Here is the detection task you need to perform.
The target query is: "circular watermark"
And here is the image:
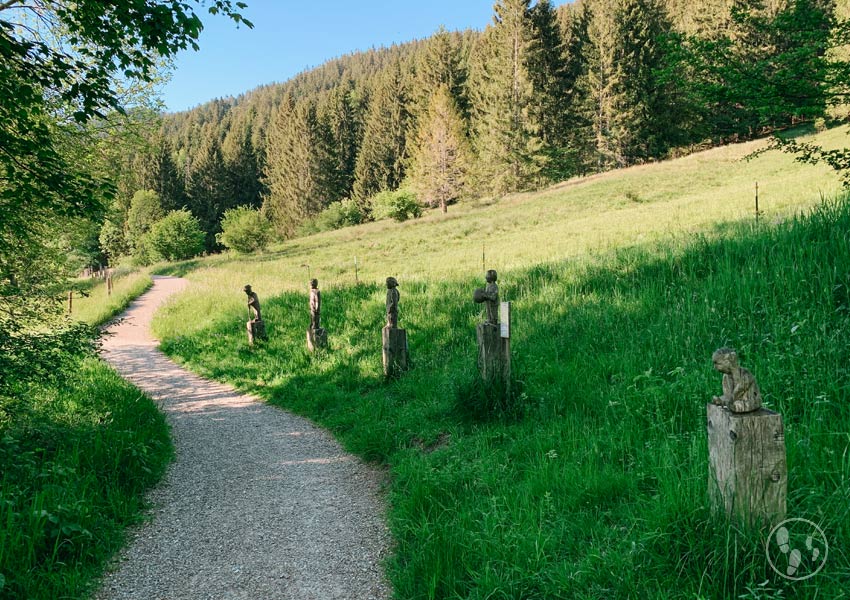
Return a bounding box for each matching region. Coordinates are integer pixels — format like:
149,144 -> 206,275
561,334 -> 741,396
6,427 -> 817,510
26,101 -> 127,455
765,518 -> 828,581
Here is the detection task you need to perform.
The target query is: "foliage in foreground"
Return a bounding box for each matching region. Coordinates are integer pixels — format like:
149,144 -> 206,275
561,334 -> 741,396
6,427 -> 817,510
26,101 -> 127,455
156,199 -> 850,599
0,356 -> 172,600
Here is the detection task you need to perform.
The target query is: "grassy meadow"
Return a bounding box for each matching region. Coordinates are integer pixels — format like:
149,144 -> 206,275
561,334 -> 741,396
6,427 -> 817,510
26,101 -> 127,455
150,129 -> 850,599
69,268 -> 153,327
0,269 -> 170,599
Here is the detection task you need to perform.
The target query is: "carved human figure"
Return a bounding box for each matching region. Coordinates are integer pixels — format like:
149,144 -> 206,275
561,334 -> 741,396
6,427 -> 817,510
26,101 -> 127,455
711,347 -> 762,413
385,277 -> 399,328
473,269 -> 500,325
309,278 -> 321,330
244,285 -> 261,321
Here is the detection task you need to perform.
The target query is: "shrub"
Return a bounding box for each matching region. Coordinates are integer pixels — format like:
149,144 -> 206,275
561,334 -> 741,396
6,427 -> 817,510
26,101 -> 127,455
131,234 -> 158,266
314,198 -> 365,231
126,189 -> 164,244
216,206 -> 274,253
143,209 -> 205,263
369,189 -> 422,222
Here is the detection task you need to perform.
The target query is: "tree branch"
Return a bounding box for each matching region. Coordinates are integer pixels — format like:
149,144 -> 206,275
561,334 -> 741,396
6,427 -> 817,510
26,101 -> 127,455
0,0 -> 24,11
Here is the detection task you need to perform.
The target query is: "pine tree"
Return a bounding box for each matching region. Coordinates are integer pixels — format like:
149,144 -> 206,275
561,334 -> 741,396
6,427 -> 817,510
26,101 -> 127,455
407,85 -> 471,213
468,0 -> 544,195
352,61 -> 410,205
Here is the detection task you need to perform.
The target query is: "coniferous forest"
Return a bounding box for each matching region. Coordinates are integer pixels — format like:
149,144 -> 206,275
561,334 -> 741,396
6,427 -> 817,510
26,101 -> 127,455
98,0 -> 850,264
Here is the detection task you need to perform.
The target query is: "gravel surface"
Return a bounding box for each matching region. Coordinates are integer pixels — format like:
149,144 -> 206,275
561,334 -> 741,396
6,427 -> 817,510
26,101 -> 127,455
95,276 -> 391,600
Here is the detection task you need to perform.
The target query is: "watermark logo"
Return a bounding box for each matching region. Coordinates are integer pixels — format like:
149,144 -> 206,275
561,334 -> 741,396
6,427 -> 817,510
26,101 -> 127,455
766,518 -> 828,581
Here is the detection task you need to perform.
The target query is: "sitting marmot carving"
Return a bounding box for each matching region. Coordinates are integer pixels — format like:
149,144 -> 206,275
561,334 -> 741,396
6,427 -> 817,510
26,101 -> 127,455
711,347 -> 762,413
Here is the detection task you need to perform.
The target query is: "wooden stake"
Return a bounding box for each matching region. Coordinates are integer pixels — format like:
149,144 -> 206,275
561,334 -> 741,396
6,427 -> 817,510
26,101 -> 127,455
755,182 -> 760,225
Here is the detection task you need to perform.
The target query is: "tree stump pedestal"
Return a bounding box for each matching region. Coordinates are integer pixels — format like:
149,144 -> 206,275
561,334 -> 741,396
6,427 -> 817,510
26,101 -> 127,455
476,322 -> 510,395
307,327 -> 328,352
382,326 -> 408,378
706,403 -> 787,525
247,319 -> 266,346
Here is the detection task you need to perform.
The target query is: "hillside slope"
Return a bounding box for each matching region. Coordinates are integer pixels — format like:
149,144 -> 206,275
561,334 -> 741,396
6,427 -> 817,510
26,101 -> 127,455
152,127 -> 850,599
156,126 -> 845,327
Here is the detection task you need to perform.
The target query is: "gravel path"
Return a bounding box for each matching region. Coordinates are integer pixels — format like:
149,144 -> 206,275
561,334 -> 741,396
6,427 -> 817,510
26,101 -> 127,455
95,276 -> 391,600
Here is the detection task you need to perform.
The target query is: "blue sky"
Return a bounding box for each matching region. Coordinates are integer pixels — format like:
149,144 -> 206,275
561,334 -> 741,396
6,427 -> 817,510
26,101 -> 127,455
162,0 -> 568,113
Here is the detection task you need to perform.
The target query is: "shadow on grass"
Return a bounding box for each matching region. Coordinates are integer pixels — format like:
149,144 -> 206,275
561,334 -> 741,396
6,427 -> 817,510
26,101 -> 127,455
156,198 -> 850,599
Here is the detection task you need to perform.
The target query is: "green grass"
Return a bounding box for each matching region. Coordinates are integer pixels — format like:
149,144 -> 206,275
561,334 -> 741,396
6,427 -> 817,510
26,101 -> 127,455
0,357 -> 172,599
151,129 -> 850,598
0,267 -> 168,599
69,268 -> 152,326
151,125 -> 847,318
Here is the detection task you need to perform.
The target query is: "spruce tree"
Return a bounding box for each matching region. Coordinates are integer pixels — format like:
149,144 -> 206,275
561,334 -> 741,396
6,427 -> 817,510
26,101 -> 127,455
468,0 -> 544,195
352,61 -> 410,206
222,114 -> 263,209
558,1 -> 595,175
316,81 -> 360,204
578,0 -> 675,169
142,136 -> 185,213
185,127 -> 233,249
407,85 -> 471,213
612,0 -> 675,162
410,27 -> 469,124
528,0 -> 576,180
262,94 -> 329,237
579,0 -> 623,170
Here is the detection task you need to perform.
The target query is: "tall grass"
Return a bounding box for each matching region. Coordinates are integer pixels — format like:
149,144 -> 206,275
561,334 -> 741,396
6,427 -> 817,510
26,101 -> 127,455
69,269 -> 152,326
0,357 -> 172,599
154,196 -> 850,598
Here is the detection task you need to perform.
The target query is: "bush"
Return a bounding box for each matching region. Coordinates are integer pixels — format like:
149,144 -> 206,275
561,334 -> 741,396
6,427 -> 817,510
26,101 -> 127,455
143,209 -> 205,263
369,189 -> 422,222
131,233 -> 158,266
216,206 -> 274,253
314,198 -> 365,232
126,189 -> 164,244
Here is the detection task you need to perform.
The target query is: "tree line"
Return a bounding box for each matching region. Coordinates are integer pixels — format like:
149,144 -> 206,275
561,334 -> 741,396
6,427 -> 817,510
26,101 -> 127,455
102,0 -> 848,262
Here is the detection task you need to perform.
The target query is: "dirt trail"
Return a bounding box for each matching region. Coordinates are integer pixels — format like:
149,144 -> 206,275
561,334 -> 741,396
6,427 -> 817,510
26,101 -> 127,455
96,276 -> 390,600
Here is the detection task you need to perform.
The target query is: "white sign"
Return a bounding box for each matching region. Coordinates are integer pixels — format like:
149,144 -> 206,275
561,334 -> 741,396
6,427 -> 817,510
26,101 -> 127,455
500,302 -> 511,338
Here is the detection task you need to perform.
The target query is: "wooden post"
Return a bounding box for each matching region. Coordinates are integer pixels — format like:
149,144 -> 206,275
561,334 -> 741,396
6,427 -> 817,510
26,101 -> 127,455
755,182 -> 760,225
707,403 -> 787,525
382,326 -> 408,378
306,327 -> 328,352
475,301 -> 512,401
247,319 -> 266,346
500,301 -> 511,399
67,290 -> 73,314
107,275 -> 113,296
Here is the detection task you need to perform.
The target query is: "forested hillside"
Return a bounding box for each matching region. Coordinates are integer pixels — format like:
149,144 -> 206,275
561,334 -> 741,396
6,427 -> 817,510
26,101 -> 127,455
100,0 -> 848,265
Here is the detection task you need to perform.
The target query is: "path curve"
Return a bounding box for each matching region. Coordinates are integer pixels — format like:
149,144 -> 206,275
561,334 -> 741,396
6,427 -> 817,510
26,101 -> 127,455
96,276 -> 390,600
